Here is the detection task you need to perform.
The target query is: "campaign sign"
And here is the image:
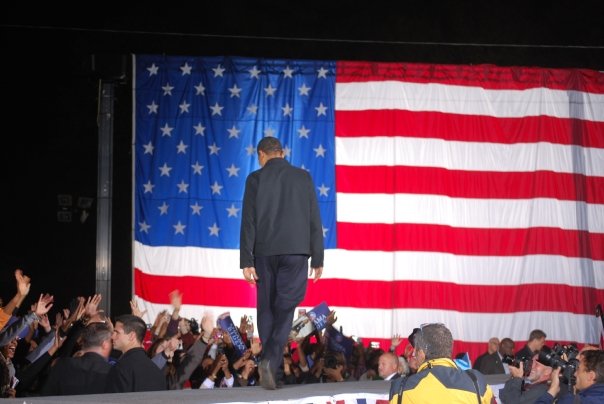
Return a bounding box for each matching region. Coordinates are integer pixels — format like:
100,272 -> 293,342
217,312 -> 247,357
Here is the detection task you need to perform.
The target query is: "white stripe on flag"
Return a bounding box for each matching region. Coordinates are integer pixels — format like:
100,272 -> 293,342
335,136 -> 604,176
336,193 -> 604,232
336,81 -> 604,122
133,297 -> 602,344
135,242 -> 604,288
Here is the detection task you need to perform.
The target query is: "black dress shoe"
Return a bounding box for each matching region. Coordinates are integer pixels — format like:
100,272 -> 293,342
259,359 -> 276,390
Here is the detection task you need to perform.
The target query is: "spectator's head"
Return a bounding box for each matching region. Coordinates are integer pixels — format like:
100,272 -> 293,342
487,337 -> 500,354
112,314 -> 147,353
378,352 -> 399,379
527,329 -> 547,352
398,355 -> 410,376
178,318 -> 191,335
499,338 -> 515,357
0,338 -> 17,361
257,137 -> 283,166
575,349 -> 604,391
408,328 -> 420,348
414,323 -> 453,362
528,353 -> 553,383
81,322 -> 113,358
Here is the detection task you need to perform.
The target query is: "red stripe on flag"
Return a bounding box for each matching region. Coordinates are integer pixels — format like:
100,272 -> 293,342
336,223 -> 604,260
134,269 -> 603,314
335,110 -> 604,148
336,165 -> 604,204
336,62 -> 604,93
134,268 -> 257,308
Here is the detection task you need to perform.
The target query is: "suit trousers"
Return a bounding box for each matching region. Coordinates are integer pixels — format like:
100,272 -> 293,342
255,255 -> 308,375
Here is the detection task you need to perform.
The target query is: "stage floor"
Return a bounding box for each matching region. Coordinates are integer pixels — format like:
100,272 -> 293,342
10,375 -> 509,404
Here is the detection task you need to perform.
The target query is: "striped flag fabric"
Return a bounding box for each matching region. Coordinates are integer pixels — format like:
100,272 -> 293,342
133,55 -> 604,361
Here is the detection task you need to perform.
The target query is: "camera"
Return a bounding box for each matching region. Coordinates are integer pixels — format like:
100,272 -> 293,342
502,354 -> 532,376
323,353 -> 339,369
537,344 -> 579,385
189,318 -> 200,334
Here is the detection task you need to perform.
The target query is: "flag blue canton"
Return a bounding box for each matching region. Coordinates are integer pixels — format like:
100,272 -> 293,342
135,55 -> 336,249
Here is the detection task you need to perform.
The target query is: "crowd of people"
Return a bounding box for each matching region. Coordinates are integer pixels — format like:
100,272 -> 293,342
1,269 -> 603,404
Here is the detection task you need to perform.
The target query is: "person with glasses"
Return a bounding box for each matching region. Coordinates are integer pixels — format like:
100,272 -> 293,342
389,323 -> 495,404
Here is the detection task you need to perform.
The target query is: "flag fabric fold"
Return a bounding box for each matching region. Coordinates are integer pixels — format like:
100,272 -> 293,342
133,54 -> 604,360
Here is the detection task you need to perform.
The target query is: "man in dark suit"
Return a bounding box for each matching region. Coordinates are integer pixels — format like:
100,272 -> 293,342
516,329 -> 547,361
473,337 -> 500,372
477,337 -> 515,375
42,322 -> 113,395
379,352 -> 402,381
105,314 -> 166,392
240,137 -> 324,390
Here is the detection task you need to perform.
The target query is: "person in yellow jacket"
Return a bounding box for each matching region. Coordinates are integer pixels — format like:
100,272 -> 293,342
389,323 -> 495,404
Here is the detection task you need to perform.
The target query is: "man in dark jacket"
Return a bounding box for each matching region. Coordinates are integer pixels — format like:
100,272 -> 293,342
42,322 -> 113,395
534,349 -> 604,404
240,137 -> 324,389
105,314 -> 166,392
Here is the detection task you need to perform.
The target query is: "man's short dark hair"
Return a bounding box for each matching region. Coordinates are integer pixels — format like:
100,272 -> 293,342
528,329 -> 547,341
257,137 -> 283,154
582,349 -> 604,384
414,323 -> 453,360
116,314 -> 147,343
80,322 -> 113,350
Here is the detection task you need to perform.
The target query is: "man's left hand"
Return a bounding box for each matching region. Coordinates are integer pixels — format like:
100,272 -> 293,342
310,266 -> 323,283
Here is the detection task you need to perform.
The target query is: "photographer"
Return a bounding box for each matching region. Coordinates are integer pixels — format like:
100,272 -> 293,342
305,350 -> 347,383
499,351 -> 561,404
534,349 -> 604,404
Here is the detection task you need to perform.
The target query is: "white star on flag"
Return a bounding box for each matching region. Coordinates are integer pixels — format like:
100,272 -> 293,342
173,221 -> 186,235
162,83 -> 174,96
139,221 -> 151,233
158,202 -> 169,215
318,183 -> 330,197
147,63 -> 159,76
180,62 -> 192,75
177,180 -> 189,193
208,223 -> 220,236
212,64 -> 225,77
190,202 -> 203,215
226,204 -> 240,217
159,163 -> 173,177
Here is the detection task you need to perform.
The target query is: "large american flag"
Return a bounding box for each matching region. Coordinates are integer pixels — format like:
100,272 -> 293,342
133,55 -> 604,361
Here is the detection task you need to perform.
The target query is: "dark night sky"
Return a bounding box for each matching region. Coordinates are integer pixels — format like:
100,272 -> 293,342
1,2 -> 603,316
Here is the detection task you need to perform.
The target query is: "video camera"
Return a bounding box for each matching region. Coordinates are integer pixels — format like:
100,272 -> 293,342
537,344 -> 579,385
502,354 -> 532,377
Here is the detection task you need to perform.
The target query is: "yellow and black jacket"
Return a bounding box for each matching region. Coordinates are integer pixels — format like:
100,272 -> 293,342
389,358 -> 495,404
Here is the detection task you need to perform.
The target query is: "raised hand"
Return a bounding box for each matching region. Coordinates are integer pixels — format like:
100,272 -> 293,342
34,294 -> 54,317
15,269 -> 31,297
85,294 -> 102,317
38,313 -> 52,333
129,298 -> 147,319
169,289 -> 183,310
390,333 -> 402,349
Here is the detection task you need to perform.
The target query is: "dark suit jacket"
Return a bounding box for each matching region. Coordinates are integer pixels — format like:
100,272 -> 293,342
515,345 -> 535,360
105,347 -> 166,393
41,352 -> 111,396
240,157 -> 324,268
476,352 -> 505,375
